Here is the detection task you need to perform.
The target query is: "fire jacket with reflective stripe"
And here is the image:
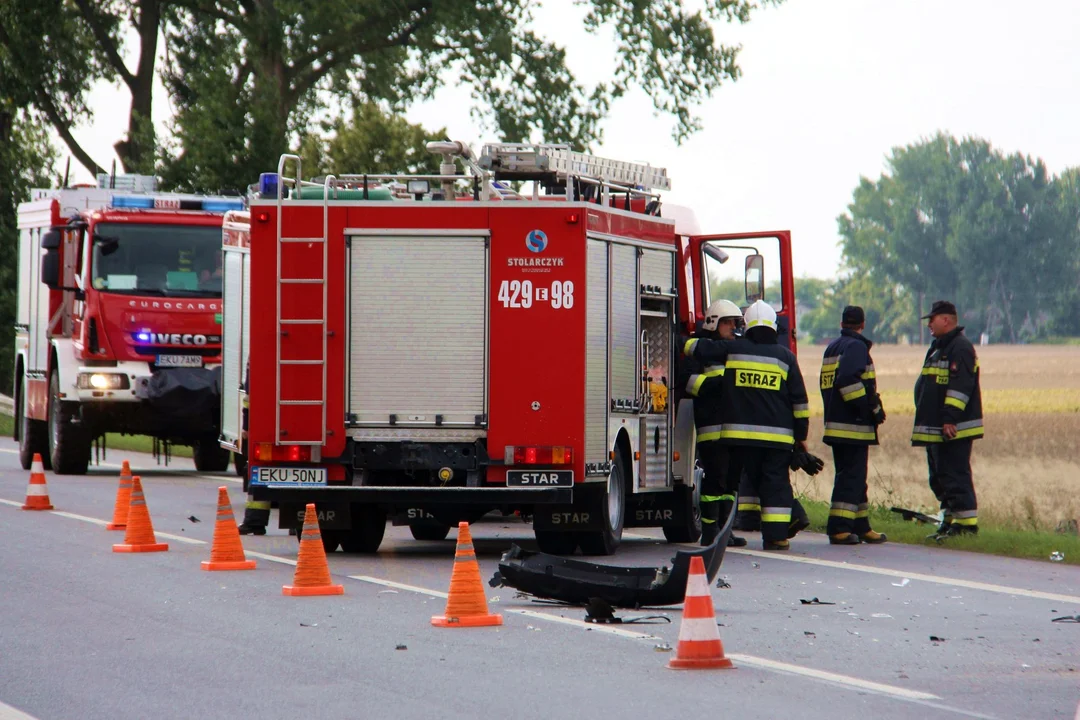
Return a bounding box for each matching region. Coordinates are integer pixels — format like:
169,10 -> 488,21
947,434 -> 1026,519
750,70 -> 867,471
820,328 -> 878,446
677,331 -> 725,431
911,326 -> 984,446
684,335 -> 809,450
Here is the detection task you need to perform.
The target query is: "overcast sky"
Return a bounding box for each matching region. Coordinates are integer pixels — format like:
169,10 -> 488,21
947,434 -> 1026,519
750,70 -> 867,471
62,0 -> 1080,278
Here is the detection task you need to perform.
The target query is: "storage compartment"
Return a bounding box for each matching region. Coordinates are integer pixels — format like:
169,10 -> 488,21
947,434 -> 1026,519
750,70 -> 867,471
638,303 -> 673,488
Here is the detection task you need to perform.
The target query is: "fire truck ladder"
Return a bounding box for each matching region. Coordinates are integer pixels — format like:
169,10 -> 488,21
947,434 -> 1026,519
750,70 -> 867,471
478,143 -> 672,195
274,155 -> 329,449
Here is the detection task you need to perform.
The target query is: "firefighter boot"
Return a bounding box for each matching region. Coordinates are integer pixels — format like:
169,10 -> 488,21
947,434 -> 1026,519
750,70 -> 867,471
718,497 -> 746,547
829,532 -> 861,545
238,502 -> 270,536
859,530 -> 888,544
700,498 -> 721,547
787,499 -> 811,539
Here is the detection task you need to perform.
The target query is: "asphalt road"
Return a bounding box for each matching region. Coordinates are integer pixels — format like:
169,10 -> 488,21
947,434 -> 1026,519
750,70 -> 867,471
1,440 -> 1078,720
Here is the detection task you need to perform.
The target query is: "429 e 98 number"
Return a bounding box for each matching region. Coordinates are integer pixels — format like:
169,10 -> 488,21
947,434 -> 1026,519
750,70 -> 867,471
497,280 -> 574,309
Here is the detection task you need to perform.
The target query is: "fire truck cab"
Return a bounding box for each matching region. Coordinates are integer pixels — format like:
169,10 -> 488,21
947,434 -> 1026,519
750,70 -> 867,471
14,175 -> 243,474
228,142 -> 795,555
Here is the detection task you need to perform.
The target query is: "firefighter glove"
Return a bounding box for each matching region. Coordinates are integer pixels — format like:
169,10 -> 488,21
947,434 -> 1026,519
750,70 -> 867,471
871,394 -> 887,425
790,450 -> 825,476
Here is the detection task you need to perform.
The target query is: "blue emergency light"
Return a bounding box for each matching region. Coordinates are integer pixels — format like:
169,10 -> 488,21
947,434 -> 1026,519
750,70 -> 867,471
259,173 -> 279,198
111,195 -> 155,209
203,199 -> 245,212
109,195 -> 244,212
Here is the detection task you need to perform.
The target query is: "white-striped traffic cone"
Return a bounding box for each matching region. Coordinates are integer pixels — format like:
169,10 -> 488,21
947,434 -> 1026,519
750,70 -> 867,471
21,453 -> 54,511
668,555 -> 733,669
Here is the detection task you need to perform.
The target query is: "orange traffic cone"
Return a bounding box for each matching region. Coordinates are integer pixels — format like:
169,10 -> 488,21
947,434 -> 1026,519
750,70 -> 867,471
202,486 -> 256,571
432,522 -> 502,628
668,555 -> 734,669
106,461 -> 134,530
21,453 -> 54,511
112,476 -> 169,553
283,504 -> 343,596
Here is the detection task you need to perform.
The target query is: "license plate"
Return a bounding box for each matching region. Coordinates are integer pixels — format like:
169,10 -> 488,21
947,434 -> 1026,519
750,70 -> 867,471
156,354 -> 202,368
507,470 -> 574,487
250,466 -> 328,487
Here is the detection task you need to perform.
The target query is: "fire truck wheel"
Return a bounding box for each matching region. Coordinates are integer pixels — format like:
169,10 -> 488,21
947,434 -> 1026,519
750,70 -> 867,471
576,452 -> 627,556
662,481 -> 703,543
534,531 -> 579,555
409,523 -> 452,541
339,505 -> 387,553
16,379 -> 49,471
47,373 -> 90,475
193,438 -> 232,472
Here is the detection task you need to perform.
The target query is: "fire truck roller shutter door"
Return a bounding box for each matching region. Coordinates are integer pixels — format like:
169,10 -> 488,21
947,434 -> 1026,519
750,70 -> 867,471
585,240 -> 609,463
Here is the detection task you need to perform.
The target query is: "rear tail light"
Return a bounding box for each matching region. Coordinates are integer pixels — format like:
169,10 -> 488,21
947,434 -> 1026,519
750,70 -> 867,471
505,445 -> 573,465
254,443 -> 311,462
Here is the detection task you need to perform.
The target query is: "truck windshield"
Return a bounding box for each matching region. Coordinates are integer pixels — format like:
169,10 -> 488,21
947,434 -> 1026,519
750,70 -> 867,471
91,223 -> 222,297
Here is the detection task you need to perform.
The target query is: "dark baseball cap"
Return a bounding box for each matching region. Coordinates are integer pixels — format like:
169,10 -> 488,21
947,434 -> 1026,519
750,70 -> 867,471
841,305 -> 865,325
921,300 -> 957,319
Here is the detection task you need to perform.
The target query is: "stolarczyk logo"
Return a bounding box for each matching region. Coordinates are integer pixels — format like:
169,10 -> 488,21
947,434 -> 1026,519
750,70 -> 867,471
525,229 -> 548,253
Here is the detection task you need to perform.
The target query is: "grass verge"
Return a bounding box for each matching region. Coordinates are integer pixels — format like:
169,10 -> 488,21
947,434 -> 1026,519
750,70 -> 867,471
0,413 -> 193,458
799,497 -> 1080,566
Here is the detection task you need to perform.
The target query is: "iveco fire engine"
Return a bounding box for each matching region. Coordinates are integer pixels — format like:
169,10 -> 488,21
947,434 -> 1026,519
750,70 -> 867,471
225,141 -> 795,555
14,174 -> 244,474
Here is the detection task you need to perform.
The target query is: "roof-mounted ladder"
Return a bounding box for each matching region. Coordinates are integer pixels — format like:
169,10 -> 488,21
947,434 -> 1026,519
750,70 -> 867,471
478,143 -> 671,192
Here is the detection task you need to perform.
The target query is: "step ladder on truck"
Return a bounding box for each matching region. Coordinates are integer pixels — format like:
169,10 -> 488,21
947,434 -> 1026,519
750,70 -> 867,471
223,140 -> 797,555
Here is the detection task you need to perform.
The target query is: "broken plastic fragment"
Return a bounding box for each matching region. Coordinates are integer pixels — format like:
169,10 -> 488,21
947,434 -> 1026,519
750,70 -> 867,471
799,597 -> 835,605
930,635 -> 946,642
1049,551 -> 1064,562
396,644 -> 407,650
654,643 -> 672,652
892,578 -> 911,587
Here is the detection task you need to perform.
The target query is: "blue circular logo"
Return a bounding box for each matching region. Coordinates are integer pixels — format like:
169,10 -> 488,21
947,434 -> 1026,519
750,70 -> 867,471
526,229 -> 548,253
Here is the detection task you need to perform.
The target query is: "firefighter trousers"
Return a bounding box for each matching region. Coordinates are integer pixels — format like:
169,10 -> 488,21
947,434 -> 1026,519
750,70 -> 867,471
827,444 -> 871,536
927,440 -> 978,527
735,447 -> 794,544
734,472 -> 761,531
698,440 -> 739,529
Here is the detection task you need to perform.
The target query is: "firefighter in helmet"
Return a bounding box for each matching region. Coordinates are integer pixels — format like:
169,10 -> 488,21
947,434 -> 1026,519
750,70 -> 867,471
237,358 -> 270,535
684,300 -> 811,550
681,299 -> 747,547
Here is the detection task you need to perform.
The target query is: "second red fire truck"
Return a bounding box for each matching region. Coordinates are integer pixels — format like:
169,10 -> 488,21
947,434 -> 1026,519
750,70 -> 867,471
225,142 -> 795,555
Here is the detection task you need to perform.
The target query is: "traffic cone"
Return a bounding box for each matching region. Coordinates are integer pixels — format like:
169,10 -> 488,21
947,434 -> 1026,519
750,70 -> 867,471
106,461 -> 134,530
202,486 -> 256,571
21,453 -> 54,511
112,476 -> 168,553
283,503 -> 343,596
432,522 -> 502,628
668,555 -> 734,669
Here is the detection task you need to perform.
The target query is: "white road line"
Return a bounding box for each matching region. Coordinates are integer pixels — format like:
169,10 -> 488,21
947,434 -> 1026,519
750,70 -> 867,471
0,699 -> 40,720
728,548 -> 1080,605
0,499 -> 1010,714
0,448 -> 18,455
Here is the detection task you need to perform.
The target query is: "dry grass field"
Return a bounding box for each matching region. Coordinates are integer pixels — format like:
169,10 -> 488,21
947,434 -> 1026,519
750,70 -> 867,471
795,344 -> 1080,531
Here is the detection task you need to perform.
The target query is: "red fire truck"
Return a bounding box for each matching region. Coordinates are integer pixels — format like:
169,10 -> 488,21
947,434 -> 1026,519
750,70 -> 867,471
230,142 -> 795,555
14,175 -> 244,474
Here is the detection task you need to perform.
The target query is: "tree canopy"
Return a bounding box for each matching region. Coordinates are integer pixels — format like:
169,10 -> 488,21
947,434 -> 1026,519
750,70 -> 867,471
825,133 -> 1080,344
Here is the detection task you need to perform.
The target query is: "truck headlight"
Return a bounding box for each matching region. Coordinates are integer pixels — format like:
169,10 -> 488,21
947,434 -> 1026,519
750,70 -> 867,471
77,373 -> 129,390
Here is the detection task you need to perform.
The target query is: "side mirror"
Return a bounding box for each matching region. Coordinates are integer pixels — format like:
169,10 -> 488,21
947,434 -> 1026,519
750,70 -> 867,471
41,229 -> 62,250
41,248 -> 61,289
745,254 -> 764,303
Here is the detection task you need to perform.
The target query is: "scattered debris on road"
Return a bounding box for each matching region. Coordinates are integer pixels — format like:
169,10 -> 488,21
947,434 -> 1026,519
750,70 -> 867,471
1050,615 -> 1080,623
891,506 -> 939,524
396,644 -> 407,650
804,631 -> 816,637
299,622 -> 317,627
930,635 -> 946,642
1049,551 -> 1064,562
799,597 -> 835,605
187,515 -> 200,523
716,577 -> 731,589
892,578 -> 911,587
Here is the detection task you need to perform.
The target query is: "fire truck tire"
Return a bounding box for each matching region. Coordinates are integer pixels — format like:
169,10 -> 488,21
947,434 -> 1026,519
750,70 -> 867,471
339,505 -> 387,553
534,531 -> 579,555
662,481 -> 703,543
47,373 -> 90,475
409,523 -> 452,541
16,379 -> 49,471
193,439 -> 232,472
576,452 -> 627,556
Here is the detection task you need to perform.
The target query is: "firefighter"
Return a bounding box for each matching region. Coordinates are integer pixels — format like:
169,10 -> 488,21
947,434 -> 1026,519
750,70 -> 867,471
684,300 -> 811,551
237,359 -> 270,535
820,306 -> 888,545
912,301 -> 983,540
681,299 -> 747,547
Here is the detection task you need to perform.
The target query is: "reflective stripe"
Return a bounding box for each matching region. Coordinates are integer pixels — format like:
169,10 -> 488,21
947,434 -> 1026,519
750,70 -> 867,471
701,517 -> 717,524
829,508 -> 857,519
700,494 -> 725,503
728,353 -> 789,377
952,516 -> 978,526
956,419 -> 982,430
953,509 -> 977,519
861,363 -> 876,380
761,507 -> 792,523
698,423 -> 723,442
821,355 -> 840,371
792,403 -> 810,419
737,503 -> 761,512
26,485 -> 49,496
823,421 -> 876,441
246,500 -> 272,510
684,338 -> 698,355
746,318 -> 776,330
944,397 -> 966,410
855,504 -> 869,519
953,426 -> 984,440
719,423 -> 794,445
921,366 -> 949,377
839,382 -> 866,401
946,389 -> 969,404
831,502 -> 859,512
686,374 -> 705,396
912,433 -> 944,443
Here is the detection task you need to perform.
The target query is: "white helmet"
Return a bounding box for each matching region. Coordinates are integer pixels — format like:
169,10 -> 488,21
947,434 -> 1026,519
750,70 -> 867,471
703,299 -> 743,332
744,299 -> 777,331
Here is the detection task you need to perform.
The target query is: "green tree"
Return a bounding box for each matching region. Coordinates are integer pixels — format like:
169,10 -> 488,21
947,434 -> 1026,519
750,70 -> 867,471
0,109 -> 58,393
159,0 -> 782,192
